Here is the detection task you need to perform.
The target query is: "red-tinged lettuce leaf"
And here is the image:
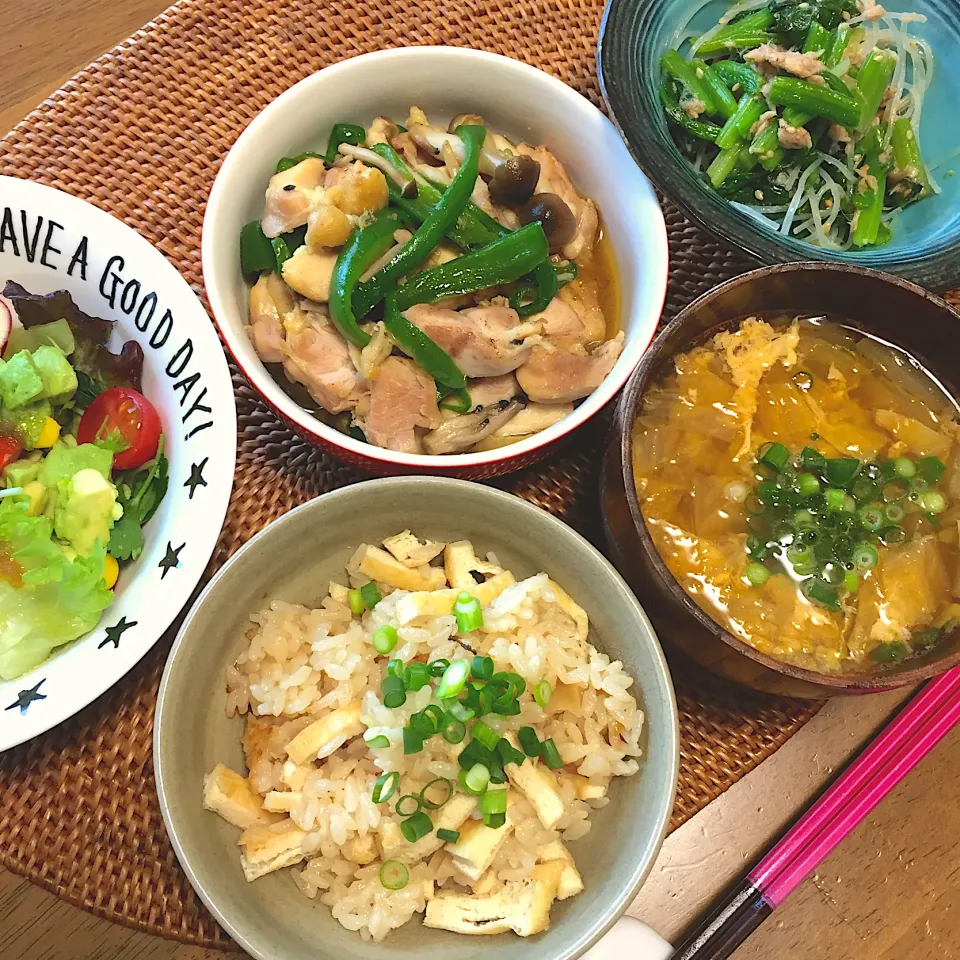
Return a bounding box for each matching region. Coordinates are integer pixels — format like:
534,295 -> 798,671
2,281 -> 143,392
4,280 -> 112,343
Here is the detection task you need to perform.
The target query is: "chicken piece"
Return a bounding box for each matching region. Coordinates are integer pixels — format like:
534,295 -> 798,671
305,203 -> 352,250
517,339 -> 622,403
394,571 -> 516,623
745,44 -> 825,79
248,274 -> 288,363
284,701 -> 363,764
261,158 -> 327,238
447,807 -> 515,881
444,540 -> 505,589
423,399 -> 525,454
366,116 -> 399,145
281,246 -> 338,303
382,530 -> 445,568
282,313 -> 366,414
515,144 -> 599,261
361,356 -> 442,453
262,790 -> 301,814
531,297 -> 585,351
357,544 -> 447,591
464,374 -> 521,408
203,764 -> 280,829
243,716 -> 278,774
559,282 -> 607,345
238,819 -> 308,881
537,840 -> 584,899
342,833 -> 378,865
778,120 -> 813,150
404,304 -> 539,378
324,161 -> 389,216
504,741 -> 566,829
424,861 -> 563,936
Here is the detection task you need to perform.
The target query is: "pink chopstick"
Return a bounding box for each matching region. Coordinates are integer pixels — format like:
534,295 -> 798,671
672,667 -> 960,959
759,667 -> 960,904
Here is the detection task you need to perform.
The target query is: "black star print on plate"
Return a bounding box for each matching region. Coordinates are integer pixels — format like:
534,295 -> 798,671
98,616 -> 138,650
184,457 -> 209,499
159,541 -> 184,579
5,679 -> 46,715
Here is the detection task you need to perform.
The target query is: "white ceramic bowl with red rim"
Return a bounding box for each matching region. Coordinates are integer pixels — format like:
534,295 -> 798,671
202,47 -> 669,477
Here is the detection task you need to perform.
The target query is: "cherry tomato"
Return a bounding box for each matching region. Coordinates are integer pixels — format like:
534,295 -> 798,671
77,387 -> 162,471
0,435 -> 22,471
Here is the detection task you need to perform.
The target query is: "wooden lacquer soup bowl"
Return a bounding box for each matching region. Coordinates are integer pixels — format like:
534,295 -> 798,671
602,262 -> 960,698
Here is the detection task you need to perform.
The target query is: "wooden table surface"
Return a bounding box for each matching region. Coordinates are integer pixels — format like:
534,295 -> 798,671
3,3 -> 960,958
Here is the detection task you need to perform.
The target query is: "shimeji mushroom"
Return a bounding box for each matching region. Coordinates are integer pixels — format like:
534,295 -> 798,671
519,193 -> 578,249
407,115 -> 542,207
423,398 -> 525,455
337,142 -> 419,199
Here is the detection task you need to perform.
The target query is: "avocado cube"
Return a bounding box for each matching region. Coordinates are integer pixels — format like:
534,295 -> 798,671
0,351 -> 44,409
53,468 -> 118,556
4,459 -> 41,489
32,345 -> 78,404
38,442 -> 113,487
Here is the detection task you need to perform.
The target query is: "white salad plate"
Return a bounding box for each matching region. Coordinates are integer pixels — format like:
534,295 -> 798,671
0,176 -> 235,751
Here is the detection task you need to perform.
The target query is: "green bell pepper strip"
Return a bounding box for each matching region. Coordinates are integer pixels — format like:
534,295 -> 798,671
768,77 -> 861,129
329,210 -> 406,347
353,125 -> 486,320
659,84 -> 722,143
240,220 -> 275,278
325,123 -> 367,165
709,61 -> 762,95
369,143 -> 502,251
439,387 -> 472,413
395,223 -> 550,312
383,295 -> 465,389
276,151 -> 325,173
661,50 -> 719,116
509,259 -> 559,318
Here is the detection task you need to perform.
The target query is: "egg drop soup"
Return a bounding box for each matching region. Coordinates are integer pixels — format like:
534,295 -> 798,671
633,315 -> 960,674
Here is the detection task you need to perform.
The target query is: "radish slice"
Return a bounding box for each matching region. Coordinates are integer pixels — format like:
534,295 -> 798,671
0,295 -> 12,355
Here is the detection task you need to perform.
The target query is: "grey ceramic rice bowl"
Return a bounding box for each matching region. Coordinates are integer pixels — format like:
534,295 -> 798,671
154,477 -> 678,960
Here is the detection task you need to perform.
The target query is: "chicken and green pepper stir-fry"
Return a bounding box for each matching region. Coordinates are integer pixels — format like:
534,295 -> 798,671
239,108 -> 621,455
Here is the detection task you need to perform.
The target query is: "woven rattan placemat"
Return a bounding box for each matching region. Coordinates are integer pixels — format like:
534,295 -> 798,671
0,0 -> 921,947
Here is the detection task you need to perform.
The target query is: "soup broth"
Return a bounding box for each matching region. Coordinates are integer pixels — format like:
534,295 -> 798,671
633,315 -> 960,674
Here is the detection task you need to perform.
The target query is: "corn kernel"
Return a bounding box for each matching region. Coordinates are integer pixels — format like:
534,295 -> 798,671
34,417 -> 60,449
102,553 -> 120,590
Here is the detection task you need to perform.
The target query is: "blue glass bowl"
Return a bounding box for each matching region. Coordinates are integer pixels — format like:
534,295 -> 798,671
598,0 -> 960,289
